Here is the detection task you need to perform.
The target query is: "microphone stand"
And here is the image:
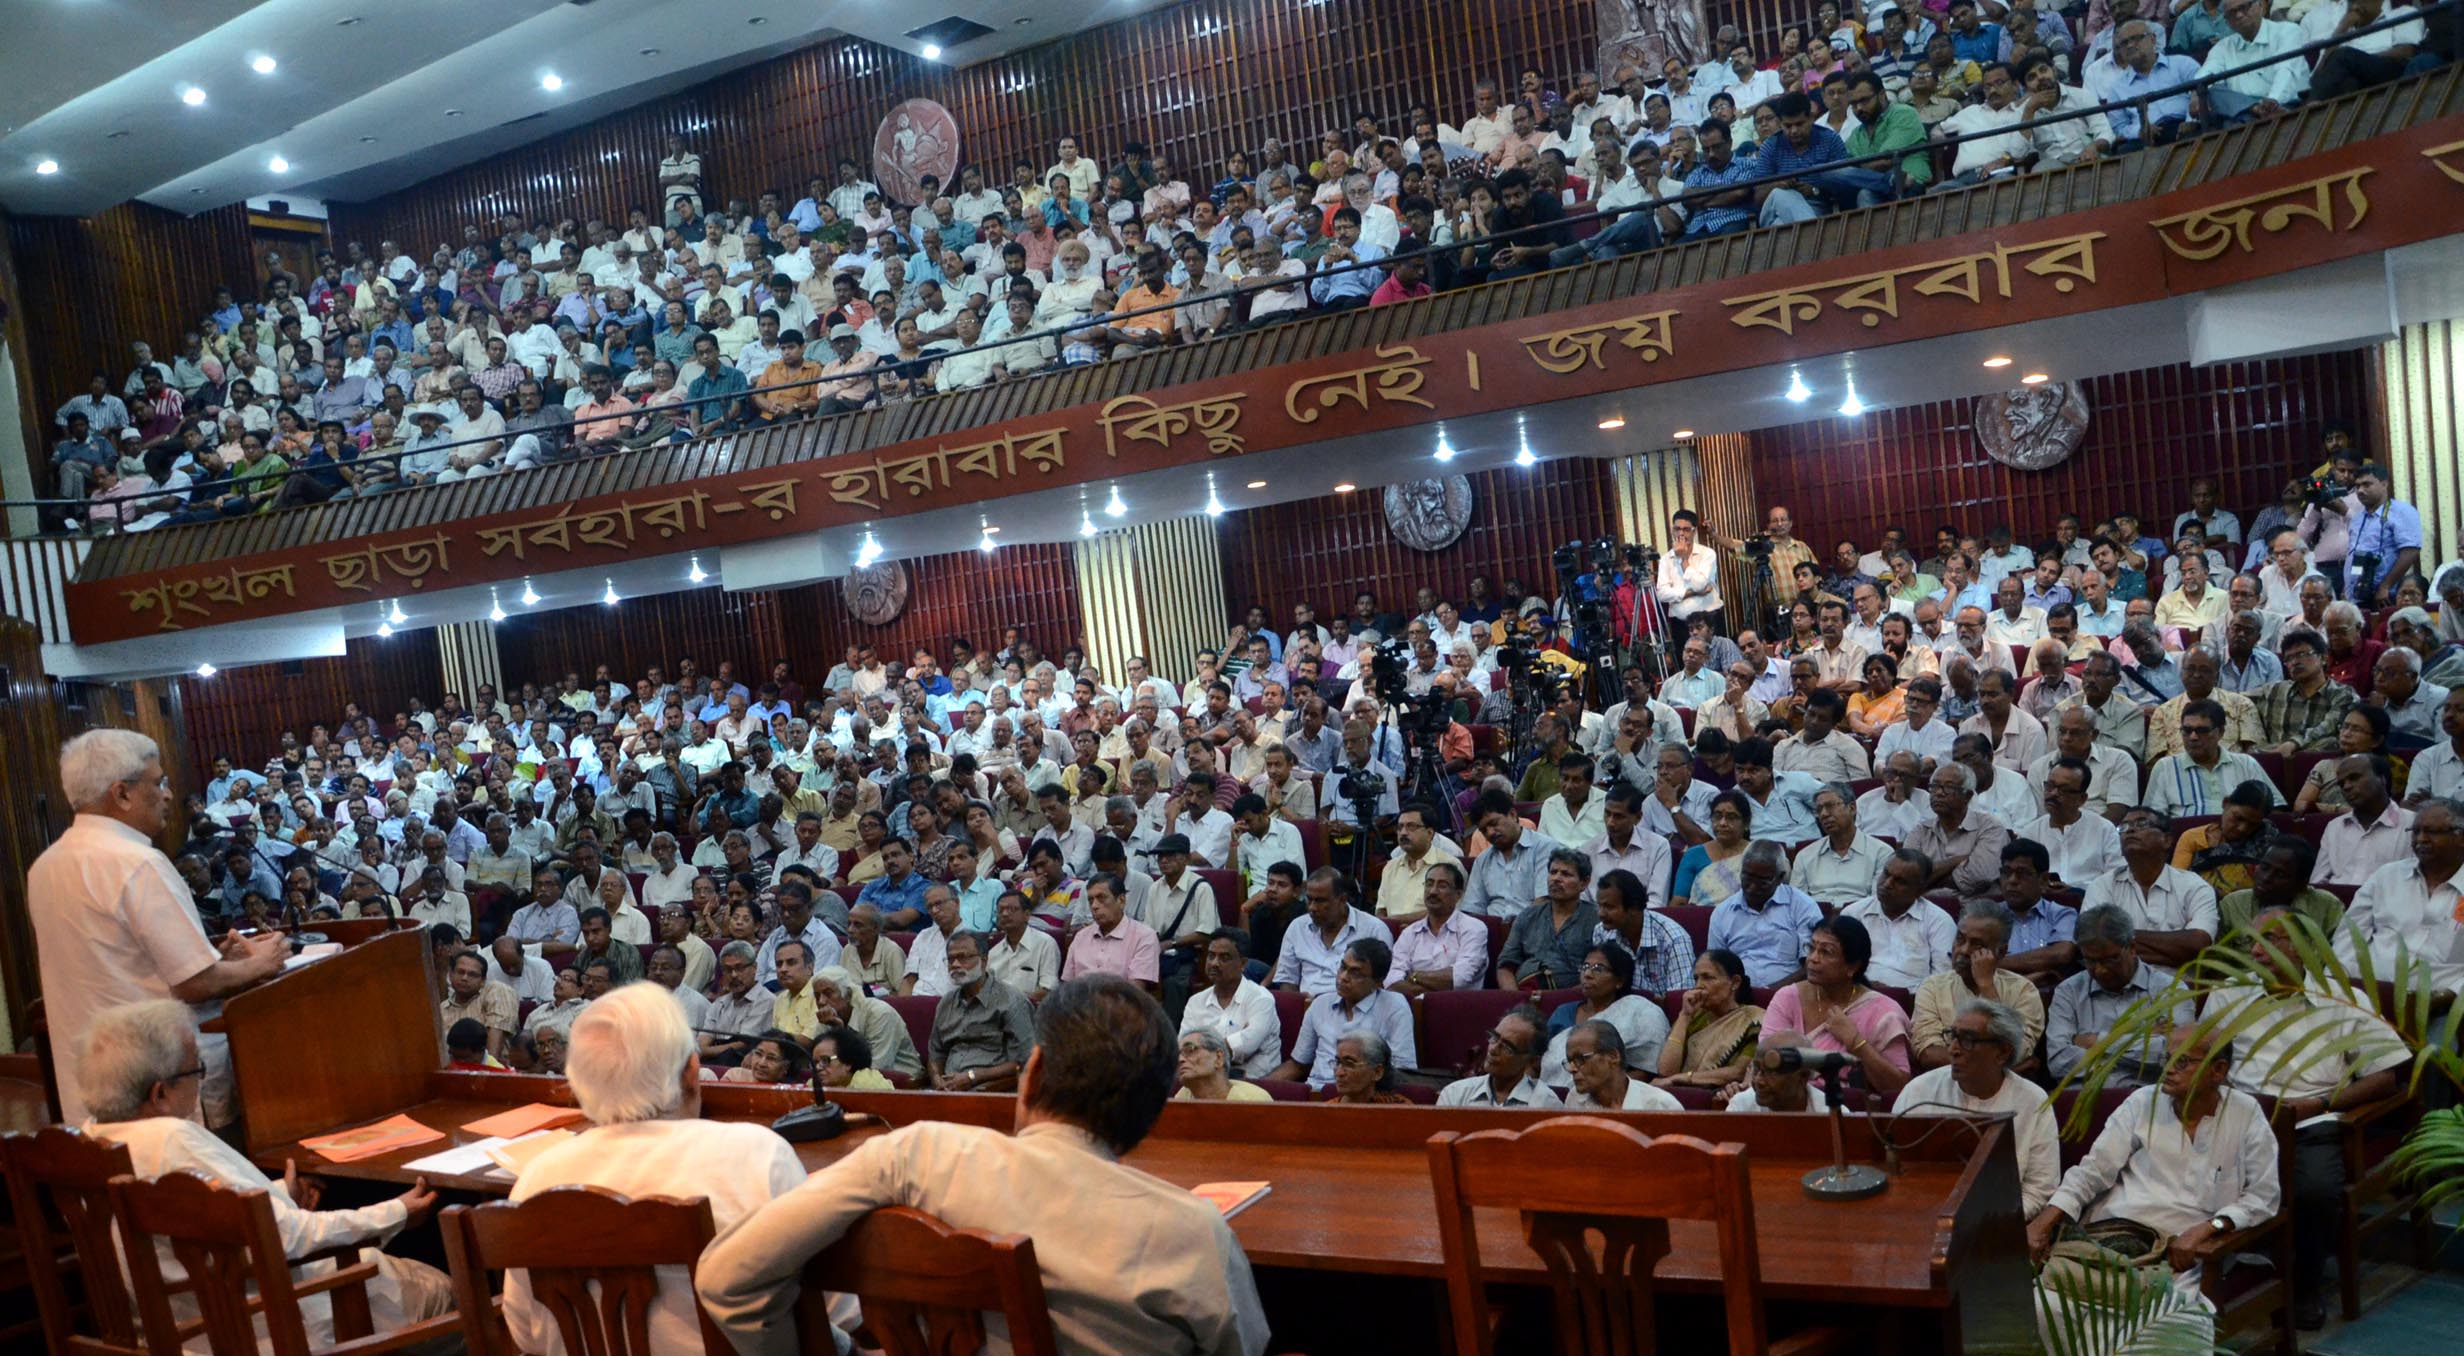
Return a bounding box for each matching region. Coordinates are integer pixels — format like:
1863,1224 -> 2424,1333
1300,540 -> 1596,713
1802,1061 -> 1888,1202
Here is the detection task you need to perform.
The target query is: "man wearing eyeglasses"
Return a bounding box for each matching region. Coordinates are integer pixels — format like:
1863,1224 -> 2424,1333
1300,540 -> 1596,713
1436,1006 -> 1563,1107
31,730 -> 290,1129
2194,0 -> 2310,124
2089,20 -> 2200,149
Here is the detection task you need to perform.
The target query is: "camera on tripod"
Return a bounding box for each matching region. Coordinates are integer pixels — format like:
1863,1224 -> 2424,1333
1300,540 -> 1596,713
1740,532 -> 1775,561
2301,473 -> 2348,510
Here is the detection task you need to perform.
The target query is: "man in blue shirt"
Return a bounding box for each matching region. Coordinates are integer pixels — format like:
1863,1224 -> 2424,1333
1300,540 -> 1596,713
682,333 -> 752,433
2091,19 -> 2201,148
1680,118 -> 1761,238
856,837 -> 930,929
1946,0 -> 2007,64
2345,463 -> 2423,606
1706,842 -> 1824,986
1307,207 -> 1387,310
1753,92 -> 1887,225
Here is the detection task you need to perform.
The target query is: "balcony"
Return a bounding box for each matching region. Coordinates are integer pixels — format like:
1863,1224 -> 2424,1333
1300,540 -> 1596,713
49,66 -> 2464,650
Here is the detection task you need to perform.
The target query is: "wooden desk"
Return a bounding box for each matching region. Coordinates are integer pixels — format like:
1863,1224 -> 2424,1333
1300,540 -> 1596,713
257,1073 -> 2036,1354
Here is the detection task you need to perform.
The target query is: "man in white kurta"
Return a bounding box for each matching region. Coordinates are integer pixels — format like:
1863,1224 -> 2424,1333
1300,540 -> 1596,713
1893,997 -> 2060,1214
31,731 -> 288,1126
505,983 -> 834,1355
698,975 -> 1270,1356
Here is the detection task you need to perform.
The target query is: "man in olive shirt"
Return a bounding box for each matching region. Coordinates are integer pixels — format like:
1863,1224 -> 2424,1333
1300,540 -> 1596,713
2217,837 -> 2346,937
1845,72 -> 1934,196
927,931 -> 1036,1092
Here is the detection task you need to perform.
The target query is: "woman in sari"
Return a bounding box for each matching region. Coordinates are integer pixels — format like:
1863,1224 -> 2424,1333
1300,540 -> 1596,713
1760,915 -> 1913,1099
1846,653 -> 1906,738
1670,791 -> 1754,907
1655,949 -> 1764,1089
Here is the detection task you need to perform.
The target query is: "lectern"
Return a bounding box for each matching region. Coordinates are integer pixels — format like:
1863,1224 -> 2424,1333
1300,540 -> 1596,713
204,922 -> 442,1154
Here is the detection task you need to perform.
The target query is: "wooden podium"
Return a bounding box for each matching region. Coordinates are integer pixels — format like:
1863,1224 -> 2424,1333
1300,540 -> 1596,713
204,922 -> 441,1155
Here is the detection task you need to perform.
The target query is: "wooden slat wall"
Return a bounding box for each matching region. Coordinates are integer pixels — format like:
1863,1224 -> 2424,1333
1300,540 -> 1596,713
1745,354 -> 2372,559
5,203 -> 258,487
2374,320 -> 2463,569
326,0 -> 1597,254
801,541 -> 1084,671
1700,0 -> 1817,61
177,632 -> 446,778
1075,516 -> 1228,686
1218,458 -> 1621,620
493,585 -> 792,699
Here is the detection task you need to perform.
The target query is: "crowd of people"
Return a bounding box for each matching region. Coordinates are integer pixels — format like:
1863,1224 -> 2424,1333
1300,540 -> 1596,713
40,0 -> 2454,532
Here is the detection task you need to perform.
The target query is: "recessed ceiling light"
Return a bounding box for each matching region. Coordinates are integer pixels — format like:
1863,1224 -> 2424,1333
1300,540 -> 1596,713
1333,482 -> 1357,493
921,42 -> 943,59
1597,415 -> 1626,430
540,72 -> 565,92
35,159 -> 58,175
267,155 -> 289,173
1246,479 -> 1267,489
1673,428 -> 1695,439
2020,372 -> 2051,385
1785,370 -> 1811,403
359,135 -> 376,143
639,47 -> 661,56
747,15 -> 767,23
334,15 -> 362,26
105,129 -> 129,140
251,55 -> 278,75
180,86 -> 207,107
1981,356 -> 2014,369
443,108 -> 464,117
1014,16 -> 1032,24
189,187 -> 205,194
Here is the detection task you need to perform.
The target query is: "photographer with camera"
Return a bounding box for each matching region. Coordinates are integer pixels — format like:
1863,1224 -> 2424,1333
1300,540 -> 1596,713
2296,448 -> 2367,597
1325,721 -> 1401,835
2338,464 -> 2423,608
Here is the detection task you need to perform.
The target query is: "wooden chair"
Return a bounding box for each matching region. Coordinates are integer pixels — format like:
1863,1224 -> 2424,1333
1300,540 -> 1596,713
0,1127 -> 141,1355
1427,1117 -> 1844,1356
798,1205 -> 1057,1356
107,1170 -> 459,1356
438,1185 -> 730,1356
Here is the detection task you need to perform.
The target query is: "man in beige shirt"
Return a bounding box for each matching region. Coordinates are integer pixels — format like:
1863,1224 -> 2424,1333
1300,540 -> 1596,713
697,975 -> 1270,1354
438,949 -> 519,1061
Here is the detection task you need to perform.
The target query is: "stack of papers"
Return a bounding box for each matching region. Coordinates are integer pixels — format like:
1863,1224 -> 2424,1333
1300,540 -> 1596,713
298,1115 -> 444,1163
462,1104 -> 589,1137
399,1129 -> 576,1181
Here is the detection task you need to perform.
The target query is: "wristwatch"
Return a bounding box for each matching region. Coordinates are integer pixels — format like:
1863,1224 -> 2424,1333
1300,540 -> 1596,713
2209,1214 -> 2234,1234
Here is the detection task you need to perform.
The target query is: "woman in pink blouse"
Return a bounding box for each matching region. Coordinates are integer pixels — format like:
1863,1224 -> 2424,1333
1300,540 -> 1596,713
1759,915 -> 1914,1099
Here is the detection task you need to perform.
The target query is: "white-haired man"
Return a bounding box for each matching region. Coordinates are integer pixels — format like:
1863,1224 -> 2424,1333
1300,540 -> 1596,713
31,730 -> 288,1126
506,982 -> 844,1354
79,1000 -> 449,1341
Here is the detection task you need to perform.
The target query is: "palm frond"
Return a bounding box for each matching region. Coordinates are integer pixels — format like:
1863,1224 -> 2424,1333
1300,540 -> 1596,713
2390,1106 -> 2464,1215
2037,1256 -> 2217,1356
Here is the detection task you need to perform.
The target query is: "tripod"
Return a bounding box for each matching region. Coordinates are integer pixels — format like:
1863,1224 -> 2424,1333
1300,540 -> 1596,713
1737,552 -> 1780,642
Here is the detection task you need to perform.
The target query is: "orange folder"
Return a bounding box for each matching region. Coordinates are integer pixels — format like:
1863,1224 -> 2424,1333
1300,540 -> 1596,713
461,1104 -> 590,1138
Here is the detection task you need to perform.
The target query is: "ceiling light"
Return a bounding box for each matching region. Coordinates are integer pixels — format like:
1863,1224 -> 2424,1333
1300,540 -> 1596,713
854,529 -> 883,567
1079,506 -> 1097,537
251,55 -> 278,75
978,517 -> 998,553
195,662 -> 217,678
1334,482 -> 1358,493
335,16 -> 363,26
1433,432 -> 1456,462
35,159 -> 58,175
1785,371 -> 1812,403
1673,428 -> 1696,439
602,578 -> 621,606
1597,415 -> 1626,431
1104,484 -> 1127,518
921,42 -> 944,59
385,599 -> 408,625
444,108 -> 464,117
1246,479 -> 1267,489
487,589 -> 507,623
688,555 -> 708,583
181,86 -> 207,107
358,136 -> 377,143
1515,446 -> 1538,467
540,73 -> 565,92
267,155 -> 289,173
1982,356 -> 2014,369
1837,380 -> 1867,418
519,579 -> 541,607
1204,478 -> 1226,517
376,620 -> 394,638
638,47 -> 662,56
2021,372 -> 2051,385
747,15 -> 767,24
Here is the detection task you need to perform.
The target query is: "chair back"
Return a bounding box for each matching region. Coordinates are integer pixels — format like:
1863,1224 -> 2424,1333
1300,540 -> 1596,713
106,1171 -> 323,1356
439,1186 -> 728,1356
798,1205 -> 1057,1356
0,1127 -> 141,1354
1427,1118 -> 1770,1356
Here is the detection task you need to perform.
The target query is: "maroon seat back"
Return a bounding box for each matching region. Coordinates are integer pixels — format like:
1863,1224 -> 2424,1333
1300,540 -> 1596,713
1422,989 -> 1527,1076
881,995 -> 938,1062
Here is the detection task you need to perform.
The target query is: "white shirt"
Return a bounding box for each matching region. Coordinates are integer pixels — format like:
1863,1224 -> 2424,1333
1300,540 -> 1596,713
1181,977 -> 1284,1080
1877,716 -> 1957,769
2081,865 -> 2219,938
2207,982 -> 2408,1104
1583,831 -> 1674,910
2025,744 -> 2140,818
2015,812 -> 2124,886
989,925 -> 1063,996
1173,806 -> 1237,868
639,860 -> 700,911
1895,1066 -> 2061,1215
2337,859 -> 2464,995
510,1119 -> 810,1356
2414,739 -> 2464,802
1655,547 -> 1723,619
1790,834 -> 1894,906
2317,802 -> 2416,887
1725,1083 -> 1829,1113
1855,788 -> 1935,841
2047,1084 -> 2282,1236
1940,100 -> 2031,177
1538,792 -> 1606,847
1837,896 -> 1956,988
1568,1078 -> 1685,1111
30,815 -> 224,1126
1438,1073 -> 1565,1108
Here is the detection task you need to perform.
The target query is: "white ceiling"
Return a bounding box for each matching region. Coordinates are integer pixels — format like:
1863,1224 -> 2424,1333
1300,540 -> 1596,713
1,0 -> 1145,217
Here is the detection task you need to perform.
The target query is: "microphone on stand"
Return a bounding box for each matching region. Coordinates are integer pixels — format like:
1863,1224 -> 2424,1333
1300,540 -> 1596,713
1760,1047 -> 1889,1202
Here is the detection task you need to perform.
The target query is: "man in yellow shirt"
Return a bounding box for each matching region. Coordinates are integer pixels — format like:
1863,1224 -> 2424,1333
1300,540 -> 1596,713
1101,248 -> 1180,353
752,330 -> 824,423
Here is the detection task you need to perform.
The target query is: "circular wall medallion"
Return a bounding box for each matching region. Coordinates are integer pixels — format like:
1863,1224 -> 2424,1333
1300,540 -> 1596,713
1974,382 -> 2092,471
1384,475 -> 1474,552
844,560 -> 911,626
872,99 -> 960,206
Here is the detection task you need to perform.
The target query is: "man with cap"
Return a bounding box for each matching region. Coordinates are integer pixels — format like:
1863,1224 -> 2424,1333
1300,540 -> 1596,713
398,403 -> 457,486
749,329 -> 824,424
814,325 -> 880,414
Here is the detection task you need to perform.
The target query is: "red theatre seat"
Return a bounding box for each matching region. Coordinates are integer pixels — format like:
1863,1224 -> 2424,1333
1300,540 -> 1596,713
881,995 -> 937,1061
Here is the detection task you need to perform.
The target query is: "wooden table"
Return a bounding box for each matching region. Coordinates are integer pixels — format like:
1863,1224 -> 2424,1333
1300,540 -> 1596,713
257,1074 -> 2038,1354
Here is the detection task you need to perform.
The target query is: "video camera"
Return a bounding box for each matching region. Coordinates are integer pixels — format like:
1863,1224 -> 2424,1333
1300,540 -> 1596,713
1740,532 -> 1775,561
2301,472 -> 2348,511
